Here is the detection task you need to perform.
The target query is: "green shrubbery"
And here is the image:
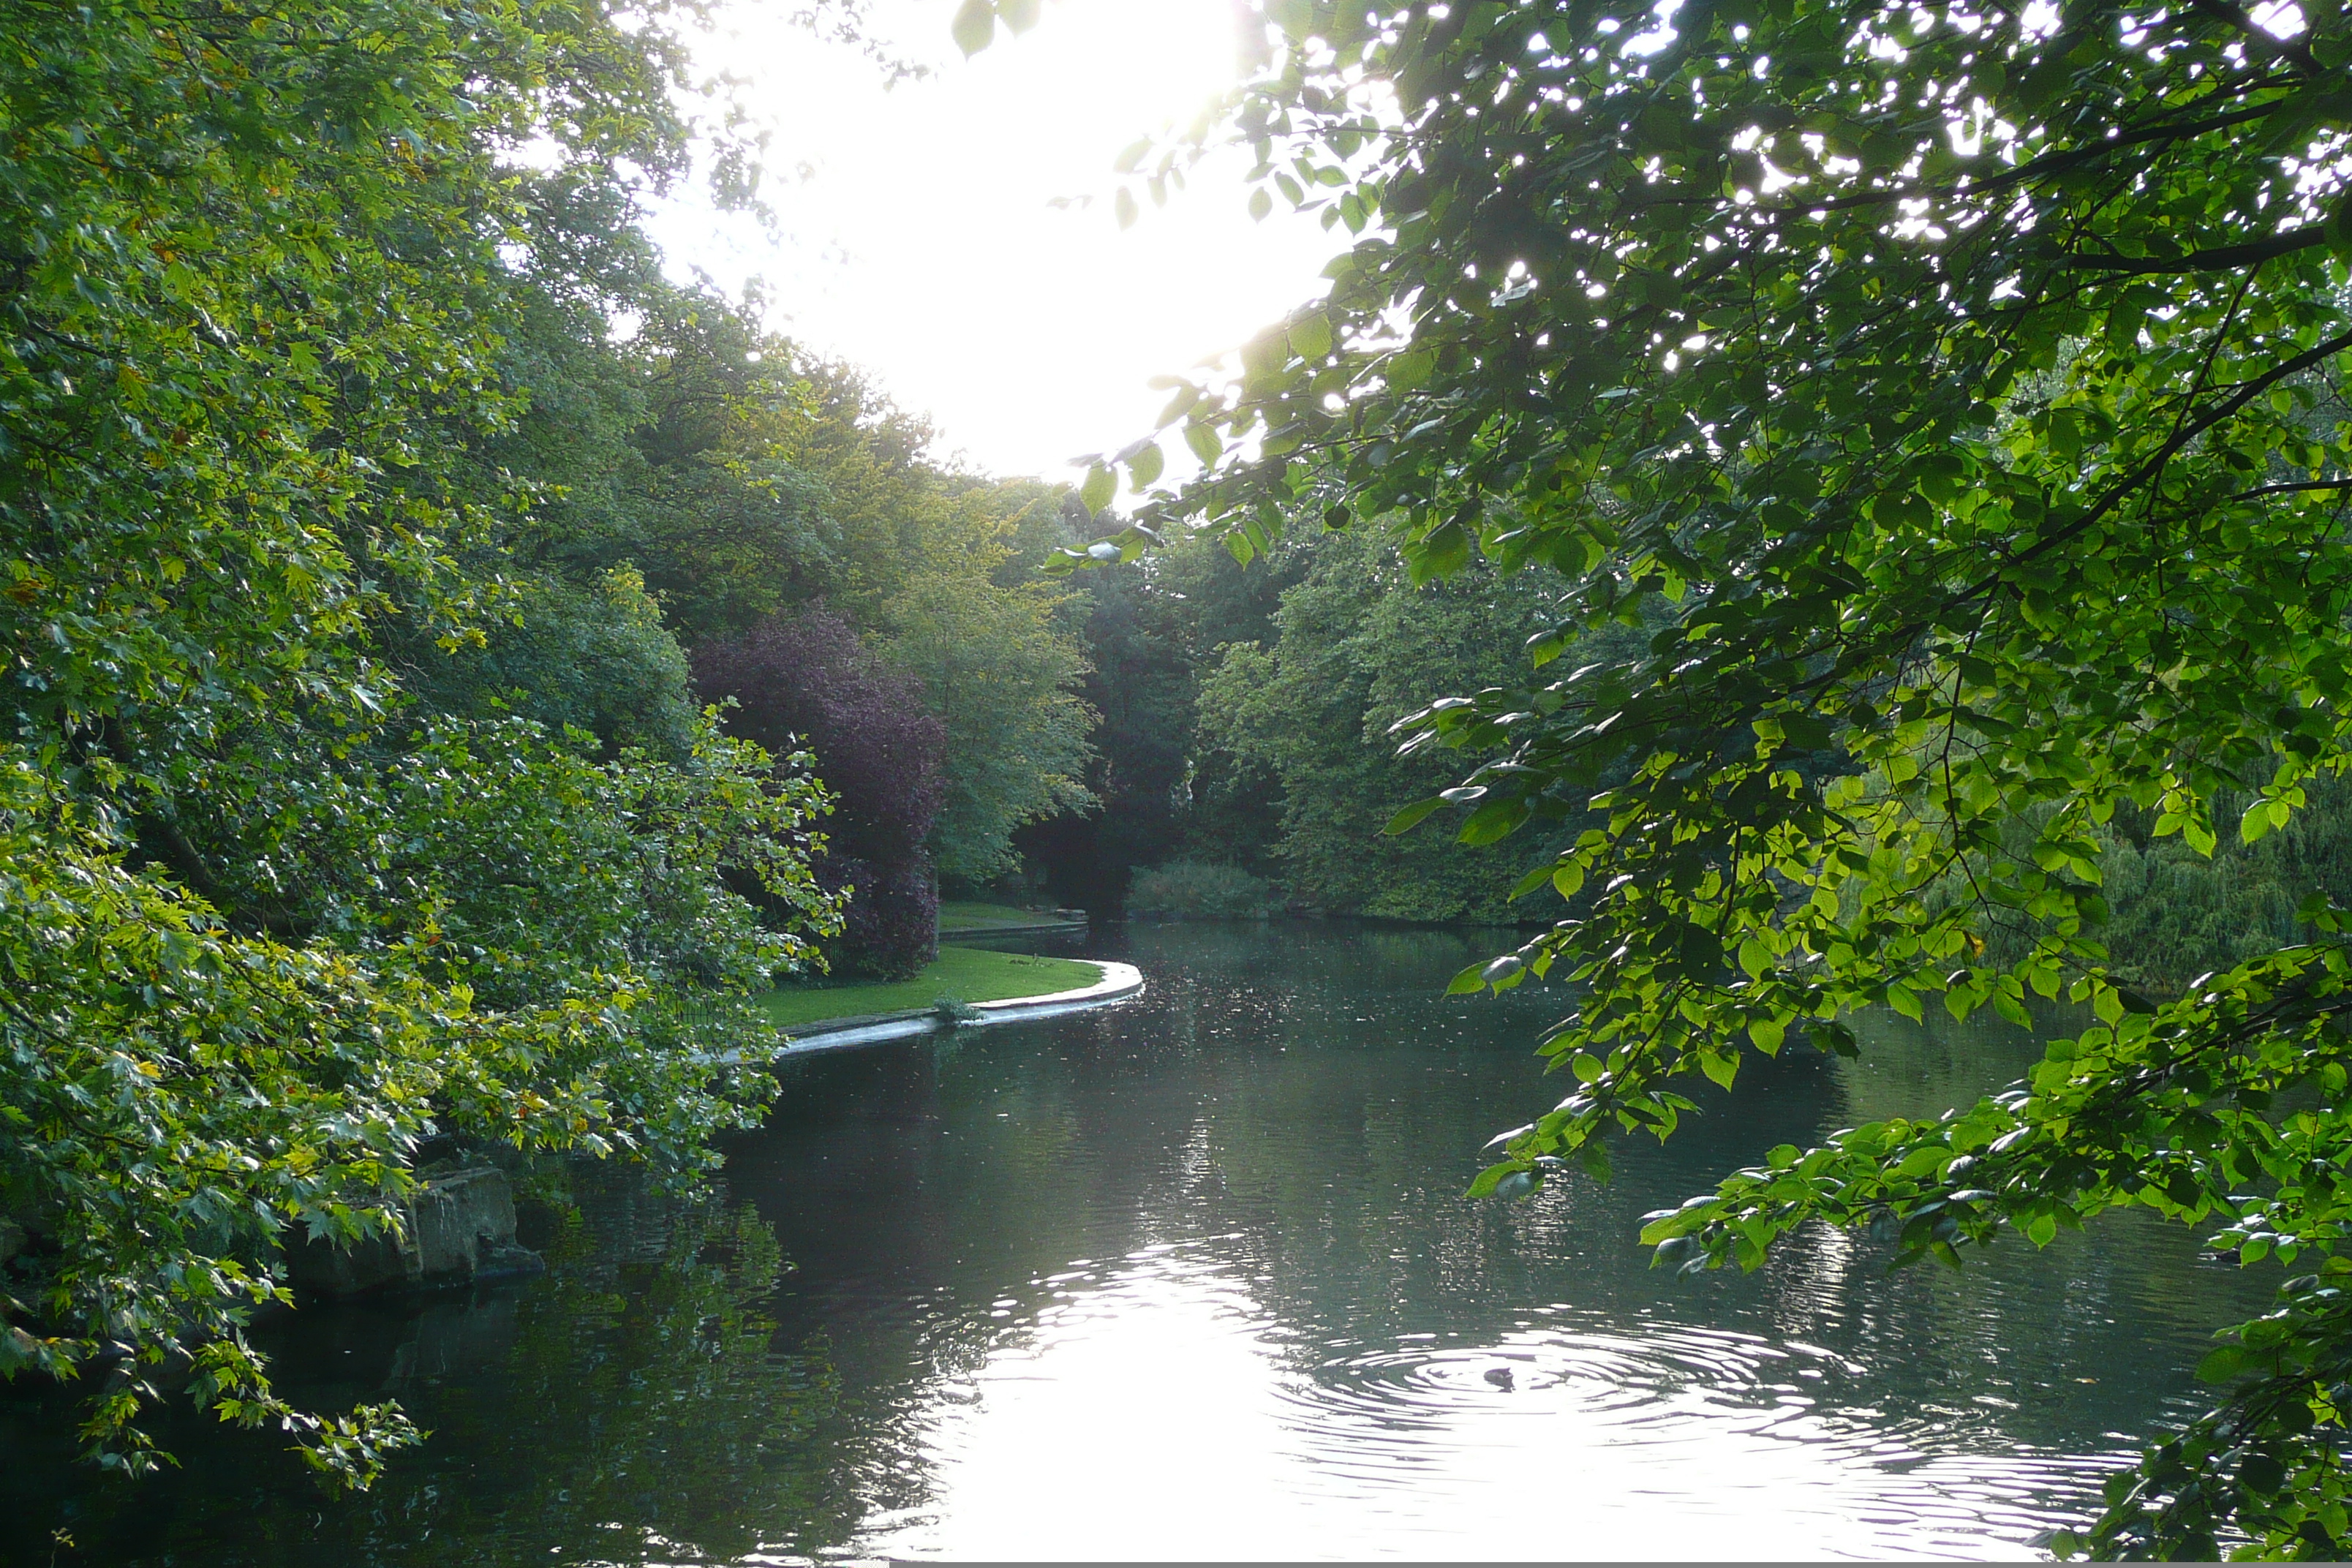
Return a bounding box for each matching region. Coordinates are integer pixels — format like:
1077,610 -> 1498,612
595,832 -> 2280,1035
1126,861 -> 1280,919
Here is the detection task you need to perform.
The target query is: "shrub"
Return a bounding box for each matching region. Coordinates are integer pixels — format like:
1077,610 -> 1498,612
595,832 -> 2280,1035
818,855 -> 938,981
1127,860 -> 1278,919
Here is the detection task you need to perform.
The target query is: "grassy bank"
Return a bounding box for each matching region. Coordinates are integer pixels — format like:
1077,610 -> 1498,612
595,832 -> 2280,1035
758,946 -> 1105,1030
938,900 -> 1082,932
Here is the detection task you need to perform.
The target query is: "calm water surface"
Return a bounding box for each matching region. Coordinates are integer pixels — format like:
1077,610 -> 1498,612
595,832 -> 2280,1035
5,921 -> 2280,1562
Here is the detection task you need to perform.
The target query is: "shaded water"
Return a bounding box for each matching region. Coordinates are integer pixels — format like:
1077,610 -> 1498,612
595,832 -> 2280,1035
5,921 -> 2280,1562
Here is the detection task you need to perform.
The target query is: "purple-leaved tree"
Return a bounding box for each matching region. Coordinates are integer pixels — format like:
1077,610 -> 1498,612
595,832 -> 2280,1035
693,606 -> 944,979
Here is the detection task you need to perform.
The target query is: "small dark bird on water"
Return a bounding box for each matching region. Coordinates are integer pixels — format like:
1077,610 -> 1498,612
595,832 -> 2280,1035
1482,1367 -> 1515,1391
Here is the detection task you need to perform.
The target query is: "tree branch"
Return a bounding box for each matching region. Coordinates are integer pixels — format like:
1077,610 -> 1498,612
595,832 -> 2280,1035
138,819 -> 308,941
2059,225 -> 2332,275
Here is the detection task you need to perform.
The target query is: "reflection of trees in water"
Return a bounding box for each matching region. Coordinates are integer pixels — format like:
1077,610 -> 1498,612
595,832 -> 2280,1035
13,922 -> 2296,1563
739,923 -> 2281,1489
5,1173 -> 841,1567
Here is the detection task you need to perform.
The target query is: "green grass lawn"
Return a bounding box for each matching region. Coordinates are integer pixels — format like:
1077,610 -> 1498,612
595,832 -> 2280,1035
936,900 -> 1080,931
756,946 -> 1105,1030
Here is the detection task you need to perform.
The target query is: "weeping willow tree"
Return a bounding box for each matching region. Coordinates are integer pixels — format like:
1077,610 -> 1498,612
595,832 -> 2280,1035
976,0 -> 2352,1552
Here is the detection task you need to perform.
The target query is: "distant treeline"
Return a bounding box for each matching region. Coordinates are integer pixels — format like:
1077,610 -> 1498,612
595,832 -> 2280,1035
1025,525 -> 1635,924
1033,531 -> 2352,993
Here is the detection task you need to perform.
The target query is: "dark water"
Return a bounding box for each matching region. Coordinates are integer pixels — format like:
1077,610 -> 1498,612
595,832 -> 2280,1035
6,921 -> 2281,1563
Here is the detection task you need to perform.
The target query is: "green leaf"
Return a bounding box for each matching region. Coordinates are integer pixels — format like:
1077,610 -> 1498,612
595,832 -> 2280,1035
1465,1161 -> 1516,1198
1457,796 -> 1530,846
1078,464 -> 1117,515
1509,863 -> 1554,900
1384,796 -> 1444,835
1387,350 -> 1434,390
950,0 -> 996,56
1651,1235 -> 1700,1267
2196,1345 -> 2248,1383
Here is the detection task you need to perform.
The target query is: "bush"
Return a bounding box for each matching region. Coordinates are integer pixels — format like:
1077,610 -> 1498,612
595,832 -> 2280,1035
818,855 -> 938,981
1127,860 -> 1278,919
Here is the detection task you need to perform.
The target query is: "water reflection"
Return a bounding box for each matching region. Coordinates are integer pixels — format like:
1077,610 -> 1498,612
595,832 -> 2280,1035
2,1177 -> 839,1567
732,921 -> 2275,1561
3,921 -> 2284,1562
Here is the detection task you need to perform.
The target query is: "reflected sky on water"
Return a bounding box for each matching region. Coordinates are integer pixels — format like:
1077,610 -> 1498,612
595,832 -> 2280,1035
4,921 -> 2281,1562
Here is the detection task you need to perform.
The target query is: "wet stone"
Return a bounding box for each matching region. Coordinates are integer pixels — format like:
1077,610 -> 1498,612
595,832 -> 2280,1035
289,1167 -> 544,1299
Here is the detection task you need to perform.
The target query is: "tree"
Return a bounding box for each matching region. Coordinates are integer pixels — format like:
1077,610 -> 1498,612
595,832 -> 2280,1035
652,361 -> 1098,889
1196,527 -> 1637,919
0,0 -> 840,1481
881,569 -> 1096,886
979,0 -> 2352,1550
508,293 -> 849,644
1021,523 -> 1310,905
404,566 -> 705,761
695,606 -> 946,979
1014,558 -> 1196,905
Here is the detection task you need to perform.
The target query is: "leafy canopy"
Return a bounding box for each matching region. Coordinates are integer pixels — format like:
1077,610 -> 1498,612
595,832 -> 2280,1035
0,0 -> 840,1482
991,0 -> 2352,1552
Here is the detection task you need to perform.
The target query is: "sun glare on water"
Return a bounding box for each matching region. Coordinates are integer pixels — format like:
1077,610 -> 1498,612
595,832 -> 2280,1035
655,0 -> 1345,482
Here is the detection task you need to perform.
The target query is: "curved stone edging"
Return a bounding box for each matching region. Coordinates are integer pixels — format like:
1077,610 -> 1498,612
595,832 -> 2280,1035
774,961 -> 1144,1057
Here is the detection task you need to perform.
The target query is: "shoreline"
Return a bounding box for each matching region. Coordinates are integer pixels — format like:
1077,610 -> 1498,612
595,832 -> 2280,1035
773,960 -> 1145,1055
938,919 -> 1088,939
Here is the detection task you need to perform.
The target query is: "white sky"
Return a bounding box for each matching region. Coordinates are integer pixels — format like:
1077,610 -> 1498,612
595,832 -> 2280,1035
647,0 -> 1345,483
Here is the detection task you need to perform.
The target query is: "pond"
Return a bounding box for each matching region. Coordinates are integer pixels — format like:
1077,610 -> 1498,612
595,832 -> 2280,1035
4,921 -> 2279,1563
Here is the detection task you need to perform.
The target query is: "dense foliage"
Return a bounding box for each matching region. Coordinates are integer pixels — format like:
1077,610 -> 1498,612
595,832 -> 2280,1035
0,0 -> 1128,1483
1018,529 -> 1298,905
1197,527 -> 1644,918
975,0 -> 2352,1550
1125,859 -> 1281,917
695,607 -> 946,979
877,497 -> 1096,885
0,0 -> 870,1480
636,344 -> 1098,905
